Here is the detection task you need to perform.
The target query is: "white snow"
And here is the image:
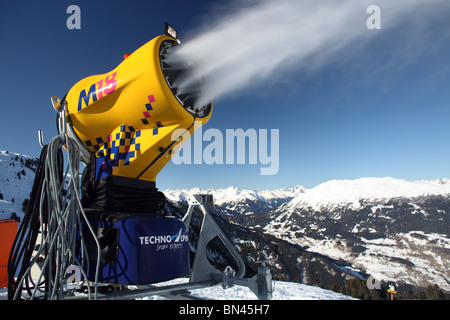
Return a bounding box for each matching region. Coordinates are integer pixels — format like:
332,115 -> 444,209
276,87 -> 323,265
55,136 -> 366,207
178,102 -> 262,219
0,278 -> 355,300
274,231 -> 450,291
164,185 -> 306,207
285,177 -> 450,211
0,151 -> 36,220
140,278 -> 354,300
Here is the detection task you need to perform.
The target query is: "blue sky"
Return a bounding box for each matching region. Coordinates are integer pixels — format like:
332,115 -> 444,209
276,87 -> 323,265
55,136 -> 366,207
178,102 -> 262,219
1,0 -> 449,190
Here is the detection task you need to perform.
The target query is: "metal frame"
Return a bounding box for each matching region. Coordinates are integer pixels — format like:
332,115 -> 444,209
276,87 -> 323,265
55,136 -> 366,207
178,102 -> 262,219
66,194 -> 273,300
184,194 -> 246,282
181,194 -> 273,300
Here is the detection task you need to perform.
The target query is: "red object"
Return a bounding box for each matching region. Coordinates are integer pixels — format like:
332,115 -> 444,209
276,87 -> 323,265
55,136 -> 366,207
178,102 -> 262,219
0,219 -> 19,287
124,53 -> 131,59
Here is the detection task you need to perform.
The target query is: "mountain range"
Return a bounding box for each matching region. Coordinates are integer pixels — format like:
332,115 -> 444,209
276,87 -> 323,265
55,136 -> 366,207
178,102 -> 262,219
164,185 -> 306,215
1,150 -> 449,297
261,177 -> 450,292
164,177 -> 450,293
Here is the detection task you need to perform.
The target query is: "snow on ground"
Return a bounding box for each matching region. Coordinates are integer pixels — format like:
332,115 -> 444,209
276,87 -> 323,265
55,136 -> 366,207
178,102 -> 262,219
140,278 -> 354,300
286,177 -> 450,211
0,278 -> 355,300
0,151 -> 36,220
358,232 -> 450,289
270,230 -> 450,291
164,185 -> 306,207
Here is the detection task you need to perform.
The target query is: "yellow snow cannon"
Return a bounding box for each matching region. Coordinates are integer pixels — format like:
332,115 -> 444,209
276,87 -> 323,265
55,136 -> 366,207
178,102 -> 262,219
59,24 -> 212,183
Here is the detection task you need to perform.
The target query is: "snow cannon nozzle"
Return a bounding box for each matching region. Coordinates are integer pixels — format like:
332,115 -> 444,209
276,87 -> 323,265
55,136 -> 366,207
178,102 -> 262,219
58,23 -> 212,183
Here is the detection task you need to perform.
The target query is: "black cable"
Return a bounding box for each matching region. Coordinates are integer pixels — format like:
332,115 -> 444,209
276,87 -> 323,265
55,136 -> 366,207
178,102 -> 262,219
7,145 -> 47,299
7,145 -> 63,300
136,118 -> 196,179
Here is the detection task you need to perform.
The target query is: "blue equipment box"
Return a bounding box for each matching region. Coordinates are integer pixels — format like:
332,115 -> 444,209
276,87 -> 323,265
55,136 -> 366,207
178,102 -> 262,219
82,214 -> 190,285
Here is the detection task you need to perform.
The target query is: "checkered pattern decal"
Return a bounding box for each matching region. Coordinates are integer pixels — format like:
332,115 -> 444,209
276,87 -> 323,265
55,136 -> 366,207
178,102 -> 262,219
85,125 -> 141,169
82,93 -> 167,179
141,94 -> 164,135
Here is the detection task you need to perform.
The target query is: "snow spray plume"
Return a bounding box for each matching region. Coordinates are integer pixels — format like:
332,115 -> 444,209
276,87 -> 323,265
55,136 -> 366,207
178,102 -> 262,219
166,0 -> 448,109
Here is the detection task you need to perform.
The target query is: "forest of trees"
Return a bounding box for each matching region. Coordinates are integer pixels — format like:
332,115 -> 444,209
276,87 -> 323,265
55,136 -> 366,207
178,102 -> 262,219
330,279 -> 449,300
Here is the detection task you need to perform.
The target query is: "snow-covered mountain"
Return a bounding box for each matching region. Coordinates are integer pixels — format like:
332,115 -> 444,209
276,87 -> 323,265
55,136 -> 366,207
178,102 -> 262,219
164,185 -> 306,215
261,177 -> 450,292
282,177 -> 450,212
164,177 -> 450,294
0,150 -> 37,220
2,150 -> 448,297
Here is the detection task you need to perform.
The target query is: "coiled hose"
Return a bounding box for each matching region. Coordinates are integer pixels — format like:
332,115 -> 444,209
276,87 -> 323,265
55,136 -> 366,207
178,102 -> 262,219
7,134 -> 100,300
